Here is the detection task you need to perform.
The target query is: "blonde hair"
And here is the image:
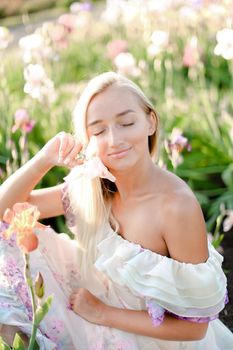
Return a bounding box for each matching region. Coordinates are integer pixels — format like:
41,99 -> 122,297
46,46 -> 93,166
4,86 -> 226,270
68,71 -> 159,272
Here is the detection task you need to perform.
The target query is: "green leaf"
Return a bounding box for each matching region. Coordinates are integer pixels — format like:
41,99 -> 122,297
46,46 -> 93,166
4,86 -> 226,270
221,164 -> 233,188
33,341 -> 40,350
0,337 -> 12,350
12,333 -> 26,350
193,191 -> 209,206
34,294 -> 53,326
212,234 -> 224,249
0,155 -> 8,165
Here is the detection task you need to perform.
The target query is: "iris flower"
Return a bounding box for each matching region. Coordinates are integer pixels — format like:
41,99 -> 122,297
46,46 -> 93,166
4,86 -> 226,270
2,202 -> 46,253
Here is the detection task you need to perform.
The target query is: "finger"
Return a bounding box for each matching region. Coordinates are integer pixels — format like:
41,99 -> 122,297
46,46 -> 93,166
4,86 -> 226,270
58,133 -> 73,161
58,134 -> 69,162
65,134 -> 76,157
65,155 -> 85,169
63,141 -> 83,165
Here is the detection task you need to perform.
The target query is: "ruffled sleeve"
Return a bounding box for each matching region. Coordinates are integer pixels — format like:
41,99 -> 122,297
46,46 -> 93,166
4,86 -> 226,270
94,232 -> 228,326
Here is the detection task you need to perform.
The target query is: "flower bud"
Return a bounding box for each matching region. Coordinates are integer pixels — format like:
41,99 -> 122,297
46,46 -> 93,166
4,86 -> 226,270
35,272 -> 44,298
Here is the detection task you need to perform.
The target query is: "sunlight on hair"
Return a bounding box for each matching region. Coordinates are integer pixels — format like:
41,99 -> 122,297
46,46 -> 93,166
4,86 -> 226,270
68,71 -> 160,274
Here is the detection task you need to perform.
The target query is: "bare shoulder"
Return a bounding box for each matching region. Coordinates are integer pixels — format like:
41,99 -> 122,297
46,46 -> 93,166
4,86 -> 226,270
152,167 -> 209,264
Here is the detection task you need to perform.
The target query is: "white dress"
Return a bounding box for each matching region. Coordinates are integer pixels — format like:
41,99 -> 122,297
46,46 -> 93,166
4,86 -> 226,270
0,191 -> 233,349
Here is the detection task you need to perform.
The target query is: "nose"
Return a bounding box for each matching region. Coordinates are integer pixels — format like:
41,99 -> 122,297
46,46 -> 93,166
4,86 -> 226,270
108,125 -> 121,147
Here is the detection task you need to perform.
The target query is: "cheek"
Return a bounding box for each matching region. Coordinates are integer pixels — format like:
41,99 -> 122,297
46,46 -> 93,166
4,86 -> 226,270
94,138 -> 107,157
129,125 -> 149,145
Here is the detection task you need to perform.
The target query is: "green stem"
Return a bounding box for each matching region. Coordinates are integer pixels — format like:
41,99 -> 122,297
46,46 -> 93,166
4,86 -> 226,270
28,323 -> 38,350
24,253 -> 38,350
197,64 -> 221,140
212,212 -> 224,245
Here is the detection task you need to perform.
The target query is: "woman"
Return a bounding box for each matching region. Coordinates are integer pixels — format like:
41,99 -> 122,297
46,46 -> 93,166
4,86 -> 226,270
0,72 -> 232,349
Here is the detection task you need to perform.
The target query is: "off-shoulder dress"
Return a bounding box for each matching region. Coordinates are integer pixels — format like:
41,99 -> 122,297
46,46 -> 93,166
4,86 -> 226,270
0,186 -> 232,349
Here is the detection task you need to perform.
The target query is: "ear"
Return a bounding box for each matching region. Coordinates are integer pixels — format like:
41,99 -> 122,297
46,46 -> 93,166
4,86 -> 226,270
147,111 -> 157,135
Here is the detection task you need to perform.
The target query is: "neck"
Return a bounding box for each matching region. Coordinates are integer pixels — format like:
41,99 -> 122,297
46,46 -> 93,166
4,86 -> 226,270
110,157 -> 156,201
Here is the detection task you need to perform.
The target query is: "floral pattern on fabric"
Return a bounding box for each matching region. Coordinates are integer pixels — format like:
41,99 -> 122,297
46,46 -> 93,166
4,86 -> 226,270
0,225 -> 33,320
60,183 -> 76,228
1,256 -> 33,320
145,298 -> 165,326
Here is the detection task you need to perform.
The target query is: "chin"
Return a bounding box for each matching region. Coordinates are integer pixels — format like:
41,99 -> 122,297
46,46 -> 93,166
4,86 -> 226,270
106,157 -> 138,173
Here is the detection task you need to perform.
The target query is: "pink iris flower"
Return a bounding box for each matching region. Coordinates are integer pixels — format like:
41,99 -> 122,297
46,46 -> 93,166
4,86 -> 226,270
12,108 -> 35,133
2,203 -> 47,253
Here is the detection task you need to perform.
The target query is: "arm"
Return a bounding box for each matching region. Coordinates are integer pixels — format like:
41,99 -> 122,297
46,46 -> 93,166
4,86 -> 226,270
102,306 -> 208,341
0,152 -> 57,219
0,132 -> 82,219
70,288 -> 208,341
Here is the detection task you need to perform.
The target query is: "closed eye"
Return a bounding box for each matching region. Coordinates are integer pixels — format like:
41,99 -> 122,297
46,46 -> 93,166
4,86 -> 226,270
93,130 -> 105,136
122,123 -> 134,127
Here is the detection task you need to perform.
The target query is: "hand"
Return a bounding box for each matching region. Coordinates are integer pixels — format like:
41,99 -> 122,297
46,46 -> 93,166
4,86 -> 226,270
40,132 -> 84,168
69,288 -> 107,325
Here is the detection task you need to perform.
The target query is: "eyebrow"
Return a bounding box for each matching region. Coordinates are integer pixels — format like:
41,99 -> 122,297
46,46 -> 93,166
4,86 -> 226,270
87,109 -> 135,127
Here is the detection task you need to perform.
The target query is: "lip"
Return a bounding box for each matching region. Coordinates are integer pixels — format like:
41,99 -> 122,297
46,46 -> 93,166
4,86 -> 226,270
108,147 -> 131,159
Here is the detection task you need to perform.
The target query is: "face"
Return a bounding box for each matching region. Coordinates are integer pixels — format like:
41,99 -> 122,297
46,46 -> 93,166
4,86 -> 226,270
86,85 -> 155,172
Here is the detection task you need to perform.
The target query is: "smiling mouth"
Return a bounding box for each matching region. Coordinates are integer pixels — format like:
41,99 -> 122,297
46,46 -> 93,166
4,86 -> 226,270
108,148 -> 131,158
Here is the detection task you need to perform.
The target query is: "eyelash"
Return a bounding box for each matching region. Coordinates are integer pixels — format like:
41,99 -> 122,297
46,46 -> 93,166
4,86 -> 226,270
93,123 -> 134,136
93,131 -> 104,136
